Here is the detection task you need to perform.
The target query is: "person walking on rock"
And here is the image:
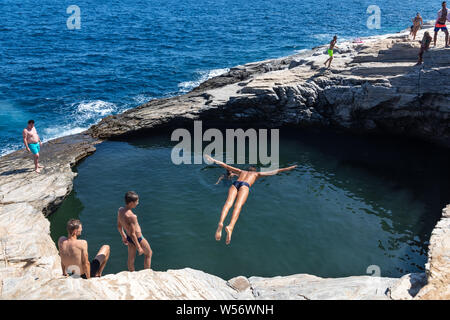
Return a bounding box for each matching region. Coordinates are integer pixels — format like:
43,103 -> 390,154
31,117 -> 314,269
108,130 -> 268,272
324,35 -> 339,68
22,120 -> 44,173
411,13 -> 423,40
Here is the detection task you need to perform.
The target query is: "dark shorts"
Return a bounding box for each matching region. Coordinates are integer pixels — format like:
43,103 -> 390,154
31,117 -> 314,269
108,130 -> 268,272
80,258 -> 101,279
232,180 -> 251,191
126,234 -> 144,246
435,26 -> 448,32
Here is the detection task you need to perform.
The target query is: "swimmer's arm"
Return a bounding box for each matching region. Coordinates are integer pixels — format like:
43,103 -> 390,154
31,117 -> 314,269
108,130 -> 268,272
205,155 -> 242,174
81,240 -> 90,279
258,165 -> 297,177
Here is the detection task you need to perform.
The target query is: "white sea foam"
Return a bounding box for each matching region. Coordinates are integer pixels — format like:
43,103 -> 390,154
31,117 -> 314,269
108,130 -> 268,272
43,126 -> 87,141
0,143 -> 21,157
178,68 -> 230,93
133,94 -> 152,105
36,100 -> 117,146
76,100 -> 116,117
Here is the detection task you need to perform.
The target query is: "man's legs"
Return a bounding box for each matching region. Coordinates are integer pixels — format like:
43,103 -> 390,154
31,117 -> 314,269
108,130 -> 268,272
327,56 -> 333,68
93,245 -> 110,277
216,186 -> 238,241
140,239 -> 153,269
445,29 -> 449,47
225,187 -> 250,245
127,243 -> 136,271
434,30 -> 439,46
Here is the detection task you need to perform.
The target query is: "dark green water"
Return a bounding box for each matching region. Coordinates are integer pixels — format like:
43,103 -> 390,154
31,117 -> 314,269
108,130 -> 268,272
49,129 -> 450,280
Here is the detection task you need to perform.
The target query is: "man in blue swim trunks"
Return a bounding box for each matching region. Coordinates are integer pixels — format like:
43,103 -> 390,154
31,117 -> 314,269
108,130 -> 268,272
22,120 -> 44,173
205,155 -> 297,245
117,191 -> 153,271
433,1 -> 450,47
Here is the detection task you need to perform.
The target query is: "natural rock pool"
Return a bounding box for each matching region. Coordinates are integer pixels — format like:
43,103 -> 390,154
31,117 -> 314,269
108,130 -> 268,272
49,129 -> 450,280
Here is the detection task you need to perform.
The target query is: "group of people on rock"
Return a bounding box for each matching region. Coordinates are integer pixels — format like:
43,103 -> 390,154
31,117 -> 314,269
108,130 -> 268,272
58,191 -> 152,279
415,2 -> 450,65
322,2 -> 450,68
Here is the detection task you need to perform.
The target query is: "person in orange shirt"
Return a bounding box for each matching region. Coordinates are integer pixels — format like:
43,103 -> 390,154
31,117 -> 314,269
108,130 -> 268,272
434,1 -> 450,47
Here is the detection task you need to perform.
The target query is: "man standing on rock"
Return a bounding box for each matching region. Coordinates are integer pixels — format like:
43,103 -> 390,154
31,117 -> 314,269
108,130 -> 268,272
433,1 -> 450,47
324,35 -> 338,68
22,120 -> 44,173
58,219 -> 110,279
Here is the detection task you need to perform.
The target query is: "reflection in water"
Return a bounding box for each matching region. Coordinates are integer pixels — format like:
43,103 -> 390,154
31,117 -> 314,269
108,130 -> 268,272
49,129 -> 450,279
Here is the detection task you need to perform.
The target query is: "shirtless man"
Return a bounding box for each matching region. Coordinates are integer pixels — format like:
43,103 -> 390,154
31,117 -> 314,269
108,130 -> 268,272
58,219 -> 110,279
324,35 -> 338,68
434,1 -> 450,47
205,155 -> 297,245
22,120 -> 44,173
117,191 -> 153,271
411,13 -> 423,40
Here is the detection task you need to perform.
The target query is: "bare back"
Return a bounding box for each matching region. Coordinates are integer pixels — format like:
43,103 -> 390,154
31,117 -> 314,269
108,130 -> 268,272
118,207 -> 142,237
58,237 -> 88,275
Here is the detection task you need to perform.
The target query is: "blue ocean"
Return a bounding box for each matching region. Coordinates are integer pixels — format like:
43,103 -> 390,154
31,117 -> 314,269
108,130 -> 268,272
0,0 -> 439,155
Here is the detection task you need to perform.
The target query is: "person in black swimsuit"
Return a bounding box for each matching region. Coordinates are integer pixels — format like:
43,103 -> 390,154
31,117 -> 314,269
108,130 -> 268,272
205,155 -> 297,245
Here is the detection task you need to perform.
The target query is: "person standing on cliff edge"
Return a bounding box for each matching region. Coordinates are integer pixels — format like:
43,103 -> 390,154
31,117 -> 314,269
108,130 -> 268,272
433,1 -> 450,47
324,35 -> 339,68
22,120 -> 44,173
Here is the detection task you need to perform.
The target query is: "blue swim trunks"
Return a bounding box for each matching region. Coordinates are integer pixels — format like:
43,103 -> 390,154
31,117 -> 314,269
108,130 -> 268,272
434,26 -> 448,32
28,142 -> 40,155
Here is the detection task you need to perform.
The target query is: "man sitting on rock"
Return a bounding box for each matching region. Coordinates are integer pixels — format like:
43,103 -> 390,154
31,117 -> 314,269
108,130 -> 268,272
58,219 -> 110,279
433,1 -> 450,47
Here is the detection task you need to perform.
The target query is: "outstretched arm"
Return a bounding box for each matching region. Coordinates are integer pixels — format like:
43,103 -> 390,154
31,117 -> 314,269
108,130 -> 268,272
215,174 -> 225,185
204,155 -> 242,175
258,165 -> 297,177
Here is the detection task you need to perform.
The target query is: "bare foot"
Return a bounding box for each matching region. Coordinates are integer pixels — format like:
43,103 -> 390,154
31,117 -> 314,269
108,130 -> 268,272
215,224 -> 223,241
225,226 -> 233,245
35,168 -> 41,174
38,164 -> 44,168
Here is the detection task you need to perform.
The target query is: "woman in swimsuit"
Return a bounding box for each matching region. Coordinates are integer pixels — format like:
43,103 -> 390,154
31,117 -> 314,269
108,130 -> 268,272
205,155 -> 297,244
411,13 -> 423,40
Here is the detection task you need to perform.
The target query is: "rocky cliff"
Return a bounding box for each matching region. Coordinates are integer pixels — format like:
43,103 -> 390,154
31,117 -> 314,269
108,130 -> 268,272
0,24 -> 449,299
